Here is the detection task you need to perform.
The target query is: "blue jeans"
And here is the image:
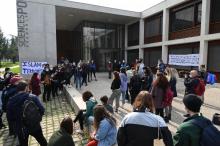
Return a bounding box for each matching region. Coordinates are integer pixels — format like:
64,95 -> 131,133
75,76 -> 81,89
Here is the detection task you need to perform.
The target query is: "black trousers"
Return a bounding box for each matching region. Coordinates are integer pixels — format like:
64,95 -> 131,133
90,70 -> 96,80
82,74 -> 87,86
51,81 -> 59,97
156,108 -> 164,118
74,110 -> 85,130
43,84 -> 51,101
108,71 -> 112,79
17,126 -> 47,146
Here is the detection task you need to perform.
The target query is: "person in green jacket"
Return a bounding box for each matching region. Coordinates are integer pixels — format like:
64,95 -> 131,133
48,116 -> 75,146
173,94 -> 204,146
73,91 -> 97,134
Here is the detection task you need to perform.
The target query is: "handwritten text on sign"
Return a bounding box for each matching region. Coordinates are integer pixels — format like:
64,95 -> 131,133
22,61 -> 47,75
169,54 -> 199,66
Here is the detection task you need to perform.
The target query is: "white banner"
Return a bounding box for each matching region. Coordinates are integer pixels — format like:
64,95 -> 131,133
22,61 -> 47,75
169,54 -> 199,66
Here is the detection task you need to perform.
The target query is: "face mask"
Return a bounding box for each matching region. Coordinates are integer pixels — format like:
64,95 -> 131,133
45,68 -> 49,72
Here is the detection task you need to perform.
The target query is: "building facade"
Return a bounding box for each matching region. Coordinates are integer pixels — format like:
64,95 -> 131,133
17,0 -> 220,77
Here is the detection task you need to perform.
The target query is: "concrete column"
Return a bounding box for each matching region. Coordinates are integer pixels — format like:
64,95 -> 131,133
162,8 -> 169,64
199,0 -> 211,69
125,24 -> 128,62
139,19 -> 144,59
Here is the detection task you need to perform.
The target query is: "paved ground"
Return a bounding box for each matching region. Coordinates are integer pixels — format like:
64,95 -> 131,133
0,94 -> 88,146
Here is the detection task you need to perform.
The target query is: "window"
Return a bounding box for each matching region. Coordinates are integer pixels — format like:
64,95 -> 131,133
210,0 -> 220,22
128,22 -> 139,46
170,1 -> 202,32
145,15 -> 162,37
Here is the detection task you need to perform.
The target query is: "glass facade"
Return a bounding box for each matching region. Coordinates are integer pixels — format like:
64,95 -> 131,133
128,22 -> 139,46
145,14 -> 163,37
170,1 -> 202,32
76,21 -> 125,71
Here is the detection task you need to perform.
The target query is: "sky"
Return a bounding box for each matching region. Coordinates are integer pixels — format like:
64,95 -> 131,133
0,0 -> 164,37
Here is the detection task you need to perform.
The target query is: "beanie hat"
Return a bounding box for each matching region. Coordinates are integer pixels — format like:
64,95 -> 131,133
10,76 -> 22,85
183,94 -> 202,113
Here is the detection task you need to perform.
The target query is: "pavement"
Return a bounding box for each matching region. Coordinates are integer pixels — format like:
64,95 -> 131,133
0,72 -> 219,146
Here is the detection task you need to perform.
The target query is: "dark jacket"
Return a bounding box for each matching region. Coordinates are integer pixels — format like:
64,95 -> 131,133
117,111 -> 173,146
151,86 -> 165,109
111,78 -> 121,90
2,85 -> 17,112
184,77 -> 200,95
141,74 -> 153,91
173,114 -> 204,146
48,128 -> 75,146
169,77 -> 177,97
7,92 -> 44,132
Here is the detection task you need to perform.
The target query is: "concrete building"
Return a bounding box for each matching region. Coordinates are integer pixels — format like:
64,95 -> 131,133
17,0 -> 220,79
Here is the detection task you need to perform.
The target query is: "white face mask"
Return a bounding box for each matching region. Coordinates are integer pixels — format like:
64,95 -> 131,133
45,68 -> 49,72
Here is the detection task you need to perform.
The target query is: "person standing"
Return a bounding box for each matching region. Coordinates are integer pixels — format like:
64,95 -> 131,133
129,70 -> 142,105
119,68 -> 128,107
75,67 -> 82,89
141,67 -> 153,91
137,59 -> 144,78
41,65 -> 52,102
107,61 -> 112,79
164,67 -> 178,122
108,71 -> 121,112
157,59 -> 166,74
81,63 -> 88,86
90,60 -> 97,81
30,72 -> 41,96
113,60 -> 118,72
87,105 -> 117,146
151,73 -> 169,118
7,80 -> 47,146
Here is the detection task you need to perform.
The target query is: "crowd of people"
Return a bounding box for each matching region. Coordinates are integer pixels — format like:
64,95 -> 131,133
0,57 -> 220,146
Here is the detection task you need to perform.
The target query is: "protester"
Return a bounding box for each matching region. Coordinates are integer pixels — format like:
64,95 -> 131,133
73,91 -> 97,133
119,68 -> 128,107
108,71 -> 121,112
113,60 -> 119,72
199,65 -> 208,85
125,67 -> 133,101
30,72 -> 41,96
90,60 -> 97,81
48,116 -> 75,146
3,67 -> 13,86
141,66 -> 153,91
0,77 -> 5,129
173,94 -> 220,146
157,59 -> 166,74
151,73 -> 169,118
137,58 -> 144,77
107,61 -> 112,79
41,65 -> 52,102
75,66 -> 82,89
117,91 -> 173,146
82,63 -> 88,86
87,105 -> 117,146
184,70 -> 205,102
164,67 -> 178,122
7,80 -> 47,146
129,70 -> 142,104
100,96 -> 114,114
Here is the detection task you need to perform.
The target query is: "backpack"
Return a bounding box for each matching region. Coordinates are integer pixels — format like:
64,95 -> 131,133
194,79 -> 205,96
22,96 -> 42,132
192,117 -> 220,146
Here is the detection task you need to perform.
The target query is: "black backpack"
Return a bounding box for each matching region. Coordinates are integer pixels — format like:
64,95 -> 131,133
22,96 -> 42,132
192,117 -> 220,146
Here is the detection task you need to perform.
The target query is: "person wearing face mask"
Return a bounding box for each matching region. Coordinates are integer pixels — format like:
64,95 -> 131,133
184,70 -> 201,96
41,65 -> 52,102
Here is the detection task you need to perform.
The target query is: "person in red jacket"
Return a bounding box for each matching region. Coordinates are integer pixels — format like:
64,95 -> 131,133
30,72 -> 41,96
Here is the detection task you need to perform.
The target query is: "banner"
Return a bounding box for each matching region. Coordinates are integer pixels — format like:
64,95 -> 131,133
22,61 -> 47,75
169,54 -> 199,66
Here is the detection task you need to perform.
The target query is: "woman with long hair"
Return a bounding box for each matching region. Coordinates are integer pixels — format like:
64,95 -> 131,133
30,72 -> 41,96
87,105 -> 117,146
117,91 -> 173,146
108,71 -> 121,112
151,72 -> 169,118
164,67 -> 178,122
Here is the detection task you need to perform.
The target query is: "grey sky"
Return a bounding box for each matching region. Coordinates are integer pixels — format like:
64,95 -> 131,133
0,0 -> 164,36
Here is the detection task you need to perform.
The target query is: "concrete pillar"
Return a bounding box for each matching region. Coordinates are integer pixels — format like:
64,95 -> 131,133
125,24 -> 128,62
199,0 -> 211,69
162,8 -> 169,64
139,19 -> 144,59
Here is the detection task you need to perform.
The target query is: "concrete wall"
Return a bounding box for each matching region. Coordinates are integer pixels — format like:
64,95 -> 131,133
17,0 -> 57,75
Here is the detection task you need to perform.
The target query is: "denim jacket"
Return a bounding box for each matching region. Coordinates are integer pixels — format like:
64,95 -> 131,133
95,118 -> 117,146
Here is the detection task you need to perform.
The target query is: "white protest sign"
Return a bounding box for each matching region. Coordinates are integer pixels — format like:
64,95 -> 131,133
22,61 -> 47,75
169,54 -> 199,66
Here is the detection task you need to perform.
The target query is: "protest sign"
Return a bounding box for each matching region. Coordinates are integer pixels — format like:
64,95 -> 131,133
22,61 -> 47,75
169,54 -> 199,66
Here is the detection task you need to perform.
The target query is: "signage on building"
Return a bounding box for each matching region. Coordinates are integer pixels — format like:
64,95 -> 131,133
17,0 -> 29,48
22,61 -> 47,75
169,54 -> 199,66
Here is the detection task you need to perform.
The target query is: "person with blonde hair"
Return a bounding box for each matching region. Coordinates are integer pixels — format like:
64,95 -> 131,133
117,91 -> 173,146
